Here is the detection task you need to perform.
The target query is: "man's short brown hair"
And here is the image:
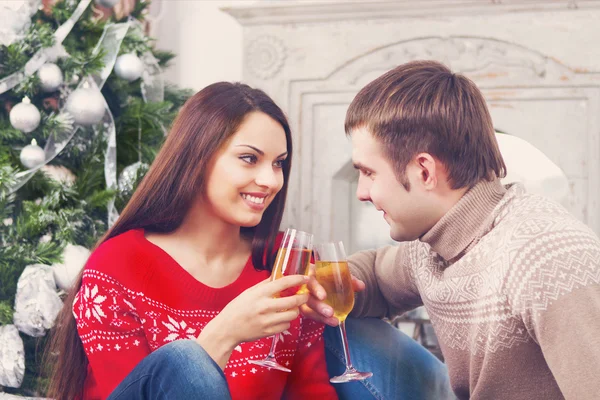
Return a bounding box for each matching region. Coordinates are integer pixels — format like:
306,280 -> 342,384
345,60 -> 506,189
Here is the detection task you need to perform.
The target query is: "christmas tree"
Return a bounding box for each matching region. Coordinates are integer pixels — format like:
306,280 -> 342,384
0,0 -> 191,395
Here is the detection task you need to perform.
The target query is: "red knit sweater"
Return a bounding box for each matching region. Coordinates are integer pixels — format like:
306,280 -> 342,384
73,229 -> 337,399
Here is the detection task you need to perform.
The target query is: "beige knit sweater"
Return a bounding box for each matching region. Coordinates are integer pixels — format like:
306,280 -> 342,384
348,179 -> 600,400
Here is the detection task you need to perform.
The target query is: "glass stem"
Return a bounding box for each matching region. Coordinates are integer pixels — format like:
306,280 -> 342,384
267,333 -> 279,358
338,320 -> 355,370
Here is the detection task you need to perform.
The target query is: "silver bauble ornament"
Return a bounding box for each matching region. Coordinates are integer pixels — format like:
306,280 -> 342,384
38,63 -> 63,92
94,0 -> 120,7
20,139 -> 45,169
114,53 -> 144,82
65,87 -> 105,126
118,161 -> 149,196
9,97 -> 41,133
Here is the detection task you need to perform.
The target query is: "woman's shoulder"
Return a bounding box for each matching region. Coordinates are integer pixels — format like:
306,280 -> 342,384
84,229 -> 147,277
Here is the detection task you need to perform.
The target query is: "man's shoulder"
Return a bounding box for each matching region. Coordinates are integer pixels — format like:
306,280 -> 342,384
488,188 -> 600,275
498,188 -> 586,238
498,193 -> 600,307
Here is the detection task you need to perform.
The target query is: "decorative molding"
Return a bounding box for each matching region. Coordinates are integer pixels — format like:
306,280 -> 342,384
325,36 -> 597,85
222,0 -> 600,26
245,35 -> 287,80
283,37 -> 600,243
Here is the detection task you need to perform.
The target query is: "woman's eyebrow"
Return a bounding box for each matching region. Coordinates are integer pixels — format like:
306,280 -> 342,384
236,144 -> 263,155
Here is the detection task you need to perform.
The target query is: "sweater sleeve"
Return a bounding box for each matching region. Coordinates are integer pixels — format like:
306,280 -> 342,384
348,243 -> 422,319
517,227 -> 600,399
282,317 -> 338,399
74,269 -> 151,399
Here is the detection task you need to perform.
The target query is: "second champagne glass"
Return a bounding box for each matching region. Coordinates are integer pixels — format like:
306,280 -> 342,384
313,241 -> 373,383
248,228 -> 313,372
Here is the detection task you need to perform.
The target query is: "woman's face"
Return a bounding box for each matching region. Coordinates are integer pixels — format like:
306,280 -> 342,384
203,111 -> 288,228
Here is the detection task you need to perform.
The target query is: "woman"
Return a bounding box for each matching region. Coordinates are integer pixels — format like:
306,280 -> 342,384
46,82 -> 338,400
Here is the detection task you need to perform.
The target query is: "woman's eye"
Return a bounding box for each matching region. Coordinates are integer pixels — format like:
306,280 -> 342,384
273,159 -> 286,168
240,155 -> 257,164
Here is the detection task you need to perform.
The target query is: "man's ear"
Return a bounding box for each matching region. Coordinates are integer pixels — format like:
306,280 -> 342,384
413,153 -> 438,190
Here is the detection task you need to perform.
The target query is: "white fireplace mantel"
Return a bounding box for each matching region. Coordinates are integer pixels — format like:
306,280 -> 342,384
224,0 -> 600,252
223,1 -> 600,26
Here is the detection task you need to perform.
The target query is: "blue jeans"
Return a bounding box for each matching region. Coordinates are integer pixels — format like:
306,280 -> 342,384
108,340 -> 231,399
324,318 -> 456,400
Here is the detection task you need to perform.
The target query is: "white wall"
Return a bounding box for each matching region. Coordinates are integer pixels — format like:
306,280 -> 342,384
154,0 -> 254,91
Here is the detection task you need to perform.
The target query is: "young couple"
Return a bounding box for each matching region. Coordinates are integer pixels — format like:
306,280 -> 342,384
47,60 -> 600,400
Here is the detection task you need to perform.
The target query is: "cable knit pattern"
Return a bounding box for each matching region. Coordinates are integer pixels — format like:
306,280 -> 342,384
349,180 -> 600,400
73,229 -> 337,400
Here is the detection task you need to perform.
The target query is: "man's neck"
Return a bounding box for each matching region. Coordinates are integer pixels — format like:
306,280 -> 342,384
421,179 -> 507,261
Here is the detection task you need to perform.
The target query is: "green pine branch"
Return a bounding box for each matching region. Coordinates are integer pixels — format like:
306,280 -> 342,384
0,2 -> 191,393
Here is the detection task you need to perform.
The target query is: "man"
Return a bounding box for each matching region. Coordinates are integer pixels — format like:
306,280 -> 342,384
306,60 -> 600,399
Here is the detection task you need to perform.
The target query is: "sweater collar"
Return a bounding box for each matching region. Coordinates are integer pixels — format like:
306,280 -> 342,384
420,179 -> 507,261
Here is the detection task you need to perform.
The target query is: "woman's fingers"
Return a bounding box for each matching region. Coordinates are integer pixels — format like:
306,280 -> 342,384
262,275 -> 309,296
269,308 -> 300,326
268,293 -> 309,312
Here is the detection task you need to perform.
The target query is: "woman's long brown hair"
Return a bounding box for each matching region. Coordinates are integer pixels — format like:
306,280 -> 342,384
45,82 -> 293,400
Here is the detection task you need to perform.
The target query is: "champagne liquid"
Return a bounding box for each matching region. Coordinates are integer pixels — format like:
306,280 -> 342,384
272,248 -> 312,297
315,261 -> 355,322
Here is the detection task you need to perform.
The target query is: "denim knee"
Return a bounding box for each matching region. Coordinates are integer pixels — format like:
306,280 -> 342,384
147,340 -> 230,398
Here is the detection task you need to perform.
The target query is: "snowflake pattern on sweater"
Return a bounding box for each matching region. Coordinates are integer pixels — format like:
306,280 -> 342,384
72,229 -> 337,400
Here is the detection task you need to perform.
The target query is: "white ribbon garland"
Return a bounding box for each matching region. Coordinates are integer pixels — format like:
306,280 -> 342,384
0,0 -> 92,95
7,18 -> 164,227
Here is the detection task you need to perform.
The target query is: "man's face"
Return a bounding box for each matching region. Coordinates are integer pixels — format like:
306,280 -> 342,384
351,127 -> 436,242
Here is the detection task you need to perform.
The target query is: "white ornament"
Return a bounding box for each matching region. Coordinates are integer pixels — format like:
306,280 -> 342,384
13,264 -> 63,337
118,161 -> 149,196
9,97 -> 41,133
52,244 -> 90,291
94,0 -> 120,7
0,1 -> 36,47
114,53 -> 144,82
38,63 -> 64,92
65,86 -> 105,126
0,325 -> 25,388
45,43 -> 70,63
20,138 -> 45,169
42,164 -> 76,186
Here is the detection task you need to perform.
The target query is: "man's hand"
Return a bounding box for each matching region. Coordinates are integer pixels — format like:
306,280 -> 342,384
300,268 -> 366,327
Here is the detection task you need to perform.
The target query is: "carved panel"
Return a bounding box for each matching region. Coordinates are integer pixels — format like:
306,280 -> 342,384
245,35 -> 287,80
284,37 -> 600,250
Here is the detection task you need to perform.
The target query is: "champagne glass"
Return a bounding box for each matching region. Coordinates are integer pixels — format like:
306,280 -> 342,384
313,241 -> 373,383
249,228 -> 313,372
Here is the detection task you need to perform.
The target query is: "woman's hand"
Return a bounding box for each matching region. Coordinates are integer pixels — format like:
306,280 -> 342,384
197,274 -> 310,369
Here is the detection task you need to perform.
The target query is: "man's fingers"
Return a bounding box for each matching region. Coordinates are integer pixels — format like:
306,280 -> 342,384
306,277 -> 327,300
306,263 -> 317,278
299,304 -> 340,327
306,296 -> 333,318
351,275 -> 366,292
